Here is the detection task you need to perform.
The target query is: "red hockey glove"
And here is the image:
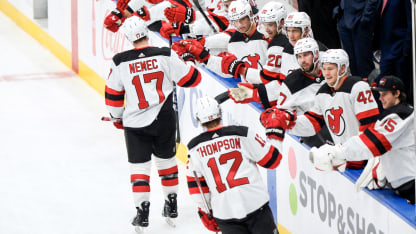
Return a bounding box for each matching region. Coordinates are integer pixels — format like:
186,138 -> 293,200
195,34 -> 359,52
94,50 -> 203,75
116,0 -> 130,11
260,107 -> 297,140
183,41 -> 210,63
164,0 -> 195,24
146,0 -> 164,4
134,5 -> 150,21
172,42 -> 196,62
104,9 -> 125,32
112,118 -> 124,129
160,21 -> 185,39
228,82 -> 259,104
218,52 -> 247,78
198,208 -> 220,232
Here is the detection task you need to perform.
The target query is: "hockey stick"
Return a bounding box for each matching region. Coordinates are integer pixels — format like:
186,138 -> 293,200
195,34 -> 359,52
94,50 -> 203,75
188,156 -> 219,234
173,84 -> 188,164
191,0 -> 218,33
214,90 -> 230,104
101,116 -> 121,122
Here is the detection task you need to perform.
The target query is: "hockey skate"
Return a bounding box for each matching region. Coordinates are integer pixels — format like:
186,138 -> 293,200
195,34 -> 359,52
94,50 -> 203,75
132,201 -> 150,234
162,193 -> 178,227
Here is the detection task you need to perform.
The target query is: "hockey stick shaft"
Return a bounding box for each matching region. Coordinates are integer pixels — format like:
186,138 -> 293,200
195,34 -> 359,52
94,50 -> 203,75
101,116 -> 121,122
191,0 -> 218,33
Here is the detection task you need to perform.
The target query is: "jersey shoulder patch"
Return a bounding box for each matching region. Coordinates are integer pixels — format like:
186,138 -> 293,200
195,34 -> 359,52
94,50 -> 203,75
188,126 -> 248,150
268,34 -> 289,48
379,102 -> 414,120
113,47 -> 171,66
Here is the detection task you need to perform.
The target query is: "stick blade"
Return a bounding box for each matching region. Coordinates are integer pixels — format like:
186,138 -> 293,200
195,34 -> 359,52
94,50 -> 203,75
175,143 -> 188,164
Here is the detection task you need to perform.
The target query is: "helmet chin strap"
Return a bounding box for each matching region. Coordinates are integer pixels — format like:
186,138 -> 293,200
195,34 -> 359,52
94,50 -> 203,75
241,18 -> 254,34
328,65 -> 346,88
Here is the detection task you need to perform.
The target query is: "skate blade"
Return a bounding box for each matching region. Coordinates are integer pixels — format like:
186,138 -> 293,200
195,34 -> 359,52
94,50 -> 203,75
135,226 -> 145,233
165,217 -> 176,227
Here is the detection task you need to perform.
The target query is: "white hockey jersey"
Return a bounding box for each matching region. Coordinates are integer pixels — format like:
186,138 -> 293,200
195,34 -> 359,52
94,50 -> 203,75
291,76 -> 379,144
105,46 -> 201,128
280,41 -> 327,79
187,126 -> 282,220
245,33 -> 289,84
341,103 -> 415,188
206,27 -> 268,78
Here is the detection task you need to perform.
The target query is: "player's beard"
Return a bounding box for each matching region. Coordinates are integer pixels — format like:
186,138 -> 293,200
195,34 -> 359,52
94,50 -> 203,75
302,63 -> 314,73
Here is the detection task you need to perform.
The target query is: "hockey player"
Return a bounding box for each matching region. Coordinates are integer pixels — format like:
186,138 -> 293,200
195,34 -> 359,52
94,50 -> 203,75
187,96 -> 281,234
280,11 -> 326,78
229,38 -> 332,147
260,49 -> 380,169
104,16 -> 202,232
218,1 -> 289,84
178,0 -> 268,79
309,75 -> 415,204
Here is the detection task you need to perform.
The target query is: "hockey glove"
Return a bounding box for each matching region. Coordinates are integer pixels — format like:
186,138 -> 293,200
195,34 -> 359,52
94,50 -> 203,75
116,0 -> 130,11
309,144 -> 346,172
104,9 -> 125,32
134,5 -> 151,21
112,118 -> 124,130
172,42 -> 196,63
164,0 -> 195,24
160,21 -> 186,39
355,158 -> 386,191
146,0 -> 164,4
218,52 -> 247,78
198,208 -> 220,232
260,107 -> 297,140
228,82 -> 259,104
183,41 -> 210,63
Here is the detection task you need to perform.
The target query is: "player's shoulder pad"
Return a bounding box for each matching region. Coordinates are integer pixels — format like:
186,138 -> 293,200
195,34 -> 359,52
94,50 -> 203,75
284,69 -> 323,94
113,47 -> 171,66
268,34 -> 289,48
282,42 -> 294,54
229,29 -> 265,43
336,76 -> 364,94
188,126 -> 248,150
379,102 -> 414,120
317,40 -> 328,51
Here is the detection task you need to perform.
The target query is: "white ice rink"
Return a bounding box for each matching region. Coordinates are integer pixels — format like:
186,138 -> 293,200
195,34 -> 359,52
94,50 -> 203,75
0,11 -> 213,234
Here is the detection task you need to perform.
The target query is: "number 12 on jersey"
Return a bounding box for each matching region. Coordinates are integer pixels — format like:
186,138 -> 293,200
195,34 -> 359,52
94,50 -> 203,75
207,151 -> 249,193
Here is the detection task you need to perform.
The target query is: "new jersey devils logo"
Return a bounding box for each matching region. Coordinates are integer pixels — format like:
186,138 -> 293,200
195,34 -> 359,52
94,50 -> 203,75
325,107 -> 345,136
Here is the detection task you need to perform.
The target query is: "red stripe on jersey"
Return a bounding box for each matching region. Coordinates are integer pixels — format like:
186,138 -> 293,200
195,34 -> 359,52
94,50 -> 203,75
161,178 -> 179,186
359,133 -> 380,156
356,108 -> 379,121
368,128 -> 392,155
158,166 -> 178,176
260,68 -> 282,84
132,185 -> 150,192
359,122 -> 375,132
105,99 -> 124,107
105,86 -> 125,95
177,66 -> 201,87
257,146 -> 281,169
305,112 -> 323,133
131,174 -> 150,182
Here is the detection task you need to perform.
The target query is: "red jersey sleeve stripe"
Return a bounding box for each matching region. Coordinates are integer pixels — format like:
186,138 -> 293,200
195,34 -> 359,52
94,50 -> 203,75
356,108 -> 379,126
177,66 -> 201,87
260,69 -> 283,84
360,128 -> 392,156
105,99 -> 124,107
257,146 -> 282,169
304,111 -> 324,133
105,86 -> 125,95
158,166 -> 178,176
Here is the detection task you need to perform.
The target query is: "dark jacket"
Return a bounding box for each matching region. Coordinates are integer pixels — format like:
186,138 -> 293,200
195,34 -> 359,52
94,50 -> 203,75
339,0 -> 380,29
374,0 -> 412,60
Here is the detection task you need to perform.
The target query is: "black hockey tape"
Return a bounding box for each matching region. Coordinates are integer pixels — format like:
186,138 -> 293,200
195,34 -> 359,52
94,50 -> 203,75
215,91 -> 230,104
